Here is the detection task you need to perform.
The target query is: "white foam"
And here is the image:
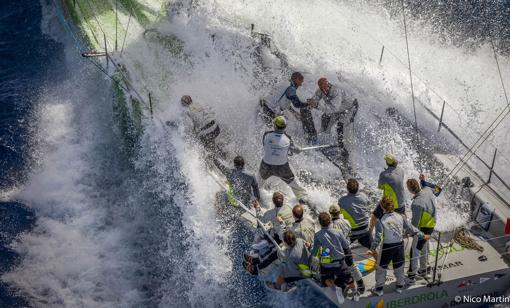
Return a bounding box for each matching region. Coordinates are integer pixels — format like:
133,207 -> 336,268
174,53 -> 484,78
3,19 -> 144,306
120,0 -> 505,302
7,0 -> 510,306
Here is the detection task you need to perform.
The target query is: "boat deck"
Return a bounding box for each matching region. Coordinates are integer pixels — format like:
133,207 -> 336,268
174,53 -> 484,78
354,231 -> 508,295
241,210 -> 510,307
313,227 -> 510,307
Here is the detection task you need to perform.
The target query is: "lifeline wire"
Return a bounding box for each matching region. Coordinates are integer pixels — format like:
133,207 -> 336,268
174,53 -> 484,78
67,0 -> 510,243
54,0 -> 502,274
346,3 -> 510,170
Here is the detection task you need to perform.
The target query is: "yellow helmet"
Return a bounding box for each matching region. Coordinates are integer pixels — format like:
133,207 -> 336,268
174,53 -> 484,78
384,154 -> 397,166
273,116 -> 287,129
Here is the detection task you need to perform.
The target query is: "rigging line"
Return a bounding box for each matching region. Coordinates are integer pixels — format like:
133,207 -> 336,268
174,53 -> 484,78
54,0 -> 156,123
347,7 -> 510,162
492,39 -> 510,108
120,4 -> 133,56
53,1 -> 111,84
440,106 -> 510,187
83,0 -> 111,49
400,0 -> 422,173
115,0 -> 118,51
348,9 -> 461,117
442,109 -> 509,182
73,0 -> 102,47
87,57 -> 131,94
53,0 -> 86,53
89,53 -> 168,127
77,2 -> 150,110
484,0 -> 510,108
106,55 -> 152,110
439,2 -> 510,187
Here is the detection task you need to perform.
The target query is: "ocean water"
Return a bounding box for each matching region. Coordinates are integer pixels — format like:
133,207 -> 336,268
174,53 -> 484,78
0,0 -> 61,306
0,0 -> 509,307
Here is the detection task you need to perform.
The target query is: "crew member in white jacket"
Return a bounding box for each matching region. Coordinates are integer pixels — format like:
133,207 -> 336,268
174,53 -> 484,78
259,116 -> 308,201
368,197 -> 428,296
256,192 -> 294,243
180,95 -> 220,149
310,78 -> 358,152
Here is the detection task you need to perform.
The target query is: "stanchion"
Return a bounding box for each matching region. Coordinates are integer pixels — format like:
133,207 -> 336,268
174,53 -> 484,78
379,45 -> 385,65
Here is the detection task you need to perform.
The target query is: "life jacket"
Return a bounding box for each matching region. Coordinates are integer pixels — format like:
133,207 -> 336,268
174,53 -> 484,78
262,130 -> 291,166
187,103 -> 218,137
276,82 -> 297,112
340,208 -> 358,229
316,247 -> 333,265
379,166 -> 406,210
297,263 -> 312,278
411,188 -> 437,229
226,183 -> 238,207
418,211 -> 436,229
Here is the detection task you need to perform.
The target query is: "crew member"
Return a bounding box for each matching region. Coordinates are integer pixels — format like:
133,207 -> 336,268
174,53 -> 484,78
257,192 -> 293,243
330,204 -> 365,294
406,178 -> 437,283
180,95 -> 220,149
311,77 -> 358,153
272,72 -> 318,144
274,230 -> 312,290
419,174 -> 442,197
329,205 -> 351,237
377,154 -> 406,214
311,212 -> 359,303
288,204 -> 315,245
259,116 -> 309,201
213,156 -> 260,208
338,178 -> 373,249
368,197 -> 427,296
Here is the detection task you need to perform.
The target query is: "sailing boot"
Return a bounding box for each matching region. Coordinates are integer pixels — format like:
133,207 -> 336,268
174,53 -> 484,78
418,266 -> 432,279
406,275 -> 417,285
352,290 -> 360,302
334,286 -> 345,304
395,285 -> 405,294
356,279 -> 365,294
371,287 -> 384,297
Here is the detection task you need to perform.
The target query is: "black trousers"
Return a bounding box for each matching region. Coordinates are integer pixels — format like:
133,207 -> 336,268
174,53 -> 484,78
320,261 -> 353,288
379,242 -> 405,270
284,276 -> 305,283
260,101 -> 316,142
416,227 -> 433,250
350,231 -> 373,250
259,161 -> 295,184
300,108 -> 317,142
199,126 -> 220,149
321,113 -> 345,147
